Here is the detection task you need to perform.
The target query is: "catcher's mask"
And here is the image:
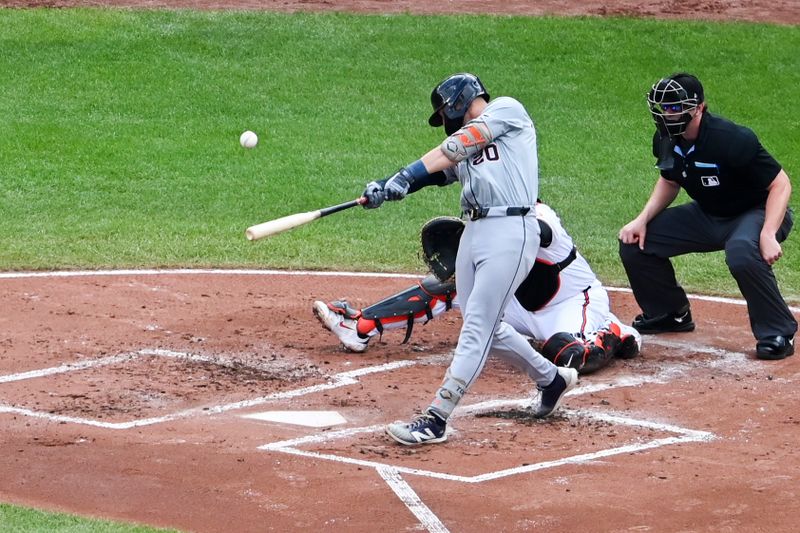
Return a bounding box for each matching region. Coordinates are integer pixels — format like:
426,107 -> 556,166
647,74 -> 704,138
428,73 -> 490,135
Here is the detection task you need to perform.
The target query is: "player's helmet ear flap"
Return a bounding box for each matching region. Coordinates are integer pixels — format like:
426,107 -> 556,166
647,73 -> 704,137
429,73 -> 490,135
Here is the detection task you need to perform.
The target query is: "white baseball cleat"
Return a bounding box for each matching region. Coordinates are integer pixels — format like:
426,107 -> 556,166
531,366 -> 578,418
312,300 -> 369,353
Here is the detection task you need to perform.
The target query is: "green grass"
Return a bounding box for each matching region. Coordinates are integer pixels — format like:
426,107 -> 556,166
0,502 -> 177,532
0,9 -> 798,301
0,7 -> 798,531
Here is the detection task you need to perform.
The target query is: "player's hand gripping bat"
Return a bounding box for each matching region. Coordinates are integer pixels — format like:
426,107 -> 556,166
245,197 -> 367,241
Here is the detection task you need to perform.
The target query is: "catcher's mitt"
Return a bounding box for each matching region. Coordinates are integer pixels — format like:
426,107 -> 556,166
420,216 -> 464,282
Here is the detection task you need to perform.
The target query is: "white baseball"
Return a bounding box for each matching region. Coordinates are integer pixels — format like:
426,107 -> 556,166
239,130 -> 258,148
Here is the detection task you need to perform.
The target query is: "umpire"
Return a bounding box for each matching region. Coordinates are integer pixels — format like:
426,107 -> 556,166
619,72 -> 796,360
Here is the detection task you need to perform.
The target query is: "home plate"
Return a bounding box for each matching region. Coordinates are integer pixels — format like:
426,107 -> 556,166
242,411 -> 347,428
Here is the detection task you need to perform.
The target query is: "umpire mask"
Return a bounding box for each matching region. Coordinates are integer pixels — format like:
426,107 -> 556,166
428,73 -> 490,135
647,74 -> 704,137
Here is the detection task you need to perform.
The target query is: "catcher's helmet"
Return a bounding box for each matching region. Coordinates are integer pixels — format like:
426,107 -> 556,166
647,73 -> 704,137
428,73 -> 490,135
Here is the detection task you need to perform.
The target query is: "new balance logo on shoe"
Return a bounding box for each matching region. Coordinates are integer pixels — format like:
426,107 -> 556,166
386,412 -> 447,446
410,428 -> 440,443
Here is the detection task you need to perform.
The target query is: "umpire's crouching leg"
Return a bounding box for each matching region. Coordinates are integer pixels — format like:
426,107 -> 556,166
724,234 -> 798,340
618,239 -> 690,317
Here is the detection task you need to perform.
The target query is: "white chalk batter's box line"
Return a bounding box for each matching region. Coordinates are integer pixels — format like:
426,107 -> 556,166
1,268 -> 797,314
256,376 -> 716,533
0,349 -> 423,429
259,401 -> 715,533
258,404 -> 715,484
0,337 -> 753,429
0,270 -> 771,533
254,337 -> 751,488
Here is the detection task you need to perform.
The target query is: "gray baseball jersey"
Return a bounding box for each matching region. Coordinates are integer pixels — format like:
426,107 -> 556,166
442,96 -> 539,212
429,96 -> 558,420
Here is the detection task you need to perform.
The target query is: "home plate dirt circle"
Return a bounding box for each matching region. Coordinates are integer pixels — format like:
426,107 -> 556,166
1,269 -> 798,532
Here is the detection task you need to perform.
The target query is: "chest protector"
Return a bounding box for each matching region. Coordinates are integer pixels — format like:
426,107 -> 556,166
514,245 -> 577,312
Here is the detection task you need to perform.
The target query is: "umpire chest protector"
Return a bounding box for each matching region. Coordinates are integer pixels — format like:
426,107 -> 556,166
654,112 -> 782,217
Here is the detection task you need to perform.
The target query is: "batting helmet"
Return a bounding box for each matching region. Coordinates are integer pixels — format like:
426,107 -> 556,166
428,73 -> 490,135
647,73 -> 704,137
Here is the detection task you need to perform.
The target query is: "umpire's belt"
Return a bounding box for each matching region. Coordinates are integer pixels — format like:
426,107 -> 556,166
465,206 -> 534,221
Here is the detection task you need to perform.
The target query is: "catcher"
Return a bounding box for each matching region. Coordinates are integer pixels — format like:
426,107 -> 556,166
313,201 -> 641,375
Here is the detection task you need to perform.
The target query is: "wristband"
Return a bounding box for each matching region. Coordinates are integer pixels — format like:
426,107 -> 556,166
405,159 -> 429,180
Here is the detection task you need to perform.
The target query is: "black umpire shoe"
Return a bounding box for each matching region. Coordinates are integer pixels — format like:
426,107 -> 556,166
632,307 -> 695,334
756,335 -> 795,360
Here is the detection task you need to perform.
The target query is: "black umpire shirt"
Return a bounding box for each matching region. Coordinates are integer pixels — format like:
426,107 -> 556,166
652,111 -> 782,217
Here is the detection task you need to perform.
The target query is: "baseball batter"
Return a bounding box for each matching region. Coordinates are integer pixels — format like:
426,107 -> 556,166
363,73 -> 577,446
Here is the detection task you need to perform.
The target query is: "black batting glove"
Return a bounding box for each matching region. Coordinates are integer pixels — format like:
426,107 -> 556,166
384,168 -> 413,201
362,181 -> 386,209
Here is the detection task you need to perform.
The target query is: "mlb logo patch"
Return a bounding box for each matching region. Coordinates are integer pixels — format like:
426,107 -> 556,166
701,176 -> 720,187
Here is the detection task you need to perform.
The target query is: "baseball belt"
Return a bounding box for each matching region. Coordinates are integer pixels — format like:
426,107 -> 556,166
464,206 -> 535,221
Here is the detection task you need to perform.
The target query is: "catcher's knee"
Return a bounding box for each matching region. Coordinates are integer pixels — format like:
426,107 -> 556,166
542,332 -> 622,375
541,332 -> 588,372
420,274 -> 456,295
361,277 -> 455,343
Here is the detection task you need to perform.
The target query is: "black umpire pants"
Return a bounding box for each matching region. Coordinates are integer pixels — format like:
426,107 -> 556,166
619,201 -> 797,340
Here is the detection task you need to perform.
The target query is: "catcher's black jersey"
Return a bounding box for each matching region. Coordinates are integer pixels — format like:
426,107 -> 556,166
652,112 -> 781,217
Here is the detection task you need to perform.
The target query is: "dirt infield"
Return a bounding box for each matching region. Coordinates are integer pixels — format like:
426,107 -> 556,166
5,0 -> 800,25
1,270 -> 798,532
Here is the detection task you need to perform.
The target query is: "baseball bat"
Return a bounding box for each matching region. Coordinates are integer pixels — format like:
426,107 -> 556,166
245,197 -> 367,241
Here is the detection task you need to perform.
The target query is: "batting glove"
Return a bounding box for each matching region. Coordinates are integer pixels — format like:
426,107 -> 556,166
384,168 -> 413,201
363,181 -> 386,209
